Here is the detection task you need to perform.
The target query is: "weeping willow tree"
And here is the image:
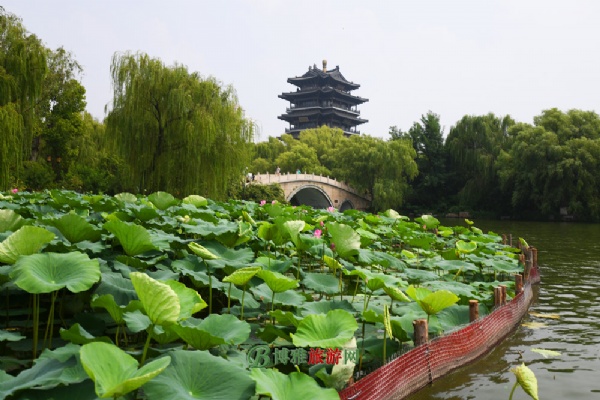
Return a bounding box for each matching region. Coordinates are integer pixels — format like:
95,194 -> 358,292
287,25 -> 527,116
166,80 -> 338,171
0,8 -> 47,189
105,52 -> 254,198
445,113 -> 514,210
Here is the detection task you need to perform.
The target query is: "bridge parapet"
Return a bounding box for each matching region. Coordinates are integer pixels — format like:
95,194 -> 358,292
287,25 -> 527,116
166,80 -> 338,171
253,173 -> 371,201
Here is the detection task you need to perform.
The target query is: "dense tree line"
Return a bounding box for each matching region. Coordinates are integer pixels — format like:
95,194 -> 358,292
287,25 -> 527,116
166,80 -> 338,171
4,8 -> 600,221
0,9 -> 253,199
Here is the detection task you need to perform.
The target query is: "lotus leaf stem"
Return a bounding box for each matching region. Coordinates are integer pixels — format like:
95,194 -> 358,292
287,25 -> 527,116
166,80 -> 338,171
140,328 -> 152,366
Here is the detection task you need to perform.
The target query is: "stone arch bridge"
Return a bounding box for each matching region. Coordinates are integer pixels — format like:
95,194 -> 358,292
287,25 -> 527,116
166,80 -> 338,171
253,173 -> 371,211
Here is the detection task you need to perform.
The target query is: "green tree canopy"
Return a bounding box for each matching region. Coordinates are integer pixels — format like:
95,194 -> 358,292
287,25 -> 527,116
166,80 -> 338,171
0,7 -> 47,189
105,52 -> 254,198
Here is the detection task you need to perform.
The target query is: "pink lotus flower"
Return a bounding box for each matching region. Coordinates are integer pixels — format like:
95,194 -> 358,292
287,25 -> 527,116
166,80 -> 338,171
314,229 -> 322,238
272,200 -> 276,205
327,206 -> 335,212
260,200 -> 266,206
320,221 -> 324,227
11,188 -> 18,194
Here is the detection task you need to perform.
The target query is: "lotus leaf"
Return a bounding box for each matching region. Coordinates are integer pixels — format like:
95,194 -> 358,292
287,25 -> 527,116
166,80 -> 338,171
10,252 -> 100,294
0,329 -> 25,342
163,280 -> 207,319
0,226 -> 55,264
0,344 -> 86,399
223,266 -> 261,286
456,240 -> 477,253
406,285 -> 459,317
0,209 -> 24,233
143,350 -> 254,400
59,323 -> 112,345
300,300 -> 356,316
114,192 -> 138,203
172,314 -> 250,349
302,272 -> 340,294
383,286 -> 411,303
251,283 -> 305,307
103,220 -> 157,256
250,368 -> 339,400
130,272 -> 180,326
257,270 -> 299,293
327,221 -> 361,259
46,212 -> 101,243
148,191 -> 178,210
510,363 -> 539,400
292,309 -> 358,348
182,194 -> 208,208
188,242 -> 220,260
80,342 -> 171,398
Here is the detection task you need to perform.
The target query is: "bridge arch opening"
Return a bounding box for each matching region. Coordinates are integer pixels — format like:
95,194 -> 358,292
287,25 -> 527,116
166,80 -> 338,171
288,185 -> 333,209
339,199 -> 354,212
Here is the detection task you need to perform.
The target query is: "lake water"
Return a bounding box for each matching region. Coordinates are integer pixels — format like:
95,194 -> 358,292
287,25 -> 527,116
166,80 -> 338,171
408,219 -> 600,400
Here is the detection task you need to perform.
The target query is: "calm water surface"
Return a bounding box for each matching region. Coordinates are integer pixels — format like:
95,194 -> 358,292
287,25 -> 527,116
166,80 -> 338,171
408,220 -> 600,400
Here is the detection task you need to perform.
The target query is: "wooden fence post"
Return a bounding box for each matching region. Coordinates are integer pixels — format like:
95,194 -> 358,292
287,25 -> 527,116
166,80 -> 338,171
494,287 -> 502,308
413,319 -> 428,346
515,274 -> 523,295
469,300 -> 479,322
499,285 -> 507,305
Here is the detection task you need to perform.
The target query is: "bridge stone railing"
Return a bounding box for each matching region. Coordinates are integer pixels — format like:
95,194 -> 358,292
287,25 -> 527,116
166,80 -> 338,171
253,173 -> 371,201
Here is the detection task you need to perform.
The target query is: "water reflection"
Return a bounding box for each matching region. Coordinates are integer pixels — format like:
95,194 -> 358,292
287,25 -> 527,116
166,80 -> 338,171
408,220 -> 600,399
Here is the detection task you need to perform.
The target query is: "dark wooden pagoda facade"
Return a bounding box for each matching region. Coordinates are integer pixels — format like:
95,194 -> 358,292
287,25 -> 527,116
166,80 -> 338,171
278,60 -> 368,138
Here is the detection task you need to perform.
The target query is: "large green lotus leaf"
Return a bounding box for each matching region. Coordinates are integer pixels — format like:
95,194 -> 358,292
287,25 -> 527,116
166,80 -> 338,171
202,242 -> 255,269
357,249 -> 406,271
292,309 -> 358,348
302,272 -> 340,295
424,280 -> 480,301
323,255 -> 343,272
196,314 -> 250,345
0,343 -> 87,399
383,286 -> 411,302
126,203 -> 160,222
115,192 -> 138,203
182,194 -> 208,208
250,283 -> 305,307
0,209 -> 24,233
91,294 -> 127,323
143,350 -> 254,400
299,300 -> 356,317
456,239 -> 477,253
130,272 -> 180,326
250,368 -> 339,400
223,266 -> 261,286
257,270 -> 298,293
60,323 -> 112,345
215,220 -> 253,248
123,310 -> 151,333
148,191 -> 178,210
327,222 -> 360,259
10,252 -> 100,294
103,220 -> 157,256
283,220 -> 306,247
188,242 -> 220,260
46,212 -> 101,243
93,271 -> 137,306
163,279 -> 207,319
182,219 -> 237,239
255,256 -> 293,273
269,310 -> 303,327
482,258 -> 522,273
49,190 -> 85,208
406,285 -> 459,316
80,342 -> 171,398
430,259 -> 479,273
401,268 -> 439,283
416,214 -> 440,229
0,329 -> 25,342
511,363 -> 539,400
172,315 -> 250,350
0,226 -> 55,264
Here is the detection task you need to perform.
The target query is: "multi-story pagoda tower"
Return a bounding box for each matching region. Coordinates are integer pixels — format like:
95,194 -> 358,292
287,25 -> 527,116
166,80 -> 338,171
278,60 -> 368,138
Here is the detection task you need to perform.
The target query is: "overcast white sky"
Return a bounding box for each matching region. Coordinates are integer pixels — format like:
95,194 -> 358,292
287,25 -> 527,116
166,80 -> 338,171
4,1 -> 600,140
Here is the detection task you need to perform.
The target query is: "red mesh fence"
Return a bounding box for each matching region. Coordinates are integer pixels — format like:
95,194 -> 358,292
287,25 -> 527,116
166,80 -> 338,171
339,249 -> 539,400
